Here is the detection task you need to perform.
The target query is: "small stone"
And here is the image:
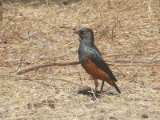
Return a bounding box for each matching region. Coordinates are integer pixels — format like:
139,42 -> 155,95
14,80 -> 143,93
110,116 -> 117,120
63,0 -> 69,5
141,114 -> 148,118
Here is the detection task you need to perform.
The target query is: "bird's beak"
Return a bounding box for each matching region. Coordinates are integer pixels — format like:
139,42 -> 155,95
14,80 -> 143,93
74,30 -> 80,35
74,30 -> 81,41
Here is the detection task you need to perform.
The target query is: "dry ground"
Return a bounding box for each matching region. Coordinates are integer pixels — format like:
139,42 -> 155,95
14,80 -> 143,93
0,0 -> 160,120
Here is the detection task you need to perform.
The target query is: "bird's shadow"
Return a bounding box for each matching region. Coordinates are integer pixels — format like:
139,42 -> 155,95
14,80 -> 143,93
78,87 -> 99,100
78,87 -> 119,98
78,87 -> 94,96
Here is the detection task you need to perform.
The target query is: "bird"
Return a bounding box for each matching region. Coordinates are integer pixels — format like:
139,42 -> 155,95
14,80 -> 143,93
74,27 -> 121,96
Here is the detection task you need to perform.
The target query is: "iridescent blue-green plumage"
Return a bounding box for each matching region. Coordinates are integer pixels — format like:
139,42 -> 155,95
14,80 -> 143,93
78,39 -> 117,82
75,27 -> 120,94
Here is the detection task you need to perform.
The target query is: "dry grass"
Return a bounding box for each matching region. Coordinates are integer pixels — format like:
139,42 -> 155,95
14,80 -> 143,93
0,0 -> 160,119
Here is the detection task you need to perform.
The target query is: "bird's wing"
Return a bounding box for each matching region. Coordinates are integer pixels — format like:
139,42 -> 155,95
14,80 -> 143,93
90,48 -> 117,82
93,44 -> 102,55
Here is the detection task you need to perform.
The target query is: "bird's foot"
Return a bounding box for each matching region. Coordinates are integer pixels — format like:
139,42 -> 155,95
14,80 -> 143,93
95,90 -> 103,97
88,88 -> 102,100
95,87 -> 103,97
90,88 -> 97,100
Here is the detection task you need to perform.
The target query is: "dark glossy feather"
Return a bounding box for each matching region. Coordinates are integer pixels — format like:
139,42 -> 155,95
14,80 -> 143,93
90,47 -> 117,82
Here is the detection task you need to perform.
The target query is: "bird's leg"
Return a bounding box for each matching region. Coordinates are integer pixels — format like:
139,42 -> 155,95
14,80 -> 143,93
93,78 -> 102,97
100,80 -> 105,94
90,88 -> 97,101
89,79 -> 99,101
93,78 -> 99,94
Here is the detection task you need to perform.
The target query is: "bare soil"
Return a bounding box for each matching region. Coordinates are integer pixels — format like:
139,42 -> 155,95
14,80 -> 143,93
0,0 -> 160,120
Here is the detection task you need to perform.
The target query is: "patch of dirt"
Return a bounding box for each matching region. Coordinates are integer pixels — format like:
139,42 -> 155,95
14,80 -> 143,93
0,0 -> 160,119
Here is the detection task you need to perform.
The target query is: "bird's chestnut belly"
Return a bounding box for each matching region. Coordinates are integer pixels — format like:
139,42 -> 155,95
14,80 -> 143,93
82,59 -> 109,80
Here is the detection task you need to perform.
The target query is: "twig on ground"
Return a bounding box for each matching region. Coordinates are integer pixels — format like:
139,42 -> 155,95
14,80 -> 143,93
17,61 -> 80,75
16,60 -> 160,75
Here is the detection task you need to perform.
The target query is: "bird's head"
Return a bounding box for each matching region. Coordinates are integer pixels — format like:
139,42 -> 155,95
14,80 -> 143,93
74,28 -> 94,43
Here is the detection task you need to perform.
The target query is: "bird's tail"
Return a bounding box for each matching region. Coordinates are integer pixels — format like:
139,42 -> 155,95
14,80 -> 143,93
112,81 -> 121,94
105,79 -> 121,94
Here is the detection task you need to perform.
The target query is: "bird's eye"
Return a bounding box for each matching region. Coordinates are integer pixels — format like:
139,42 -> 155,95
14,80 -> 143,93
82,31 -> 86,34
